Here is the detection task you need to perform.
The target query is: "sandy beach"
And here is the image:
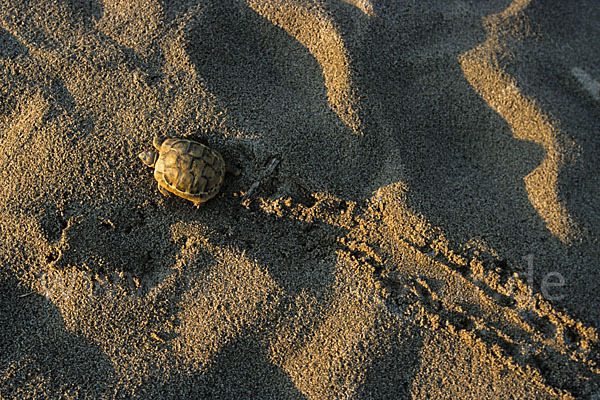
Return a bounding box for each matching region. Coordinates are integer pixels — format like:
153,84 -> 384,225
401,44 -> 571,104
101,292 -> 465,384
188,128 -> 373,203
1,0 -> 599,398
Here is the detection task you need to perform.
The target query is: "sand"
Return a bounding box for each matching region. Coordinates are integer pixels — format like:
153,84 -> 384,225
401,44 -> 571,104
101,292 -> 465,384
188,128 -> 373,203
1,0 -> 599,398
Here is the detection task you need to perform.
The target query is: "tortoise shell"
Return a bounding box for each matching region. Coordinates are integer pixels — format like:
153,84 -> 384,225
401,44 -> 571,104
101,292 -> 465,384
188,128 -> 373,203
139,137 -> 226,205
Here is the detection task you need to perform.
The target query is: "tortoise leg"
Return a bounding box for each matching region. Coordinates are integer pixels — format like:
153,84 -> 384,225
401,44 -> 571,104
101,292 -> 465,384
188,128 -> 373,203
225,162 -> 241,177
153,135 -> 164,151
158,184 -> 170,197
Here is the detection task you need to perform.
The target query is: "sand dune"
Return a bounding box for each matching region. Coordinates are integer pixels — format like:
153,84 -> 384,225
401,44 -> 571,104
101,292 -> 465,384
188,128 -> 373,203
1,0 -> 599,398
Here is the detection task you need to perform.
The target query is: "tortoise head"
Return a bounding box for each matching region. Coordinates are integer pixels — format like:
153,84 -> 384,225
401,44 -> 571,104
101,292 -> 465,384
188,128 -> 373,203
138,150 -> 158,168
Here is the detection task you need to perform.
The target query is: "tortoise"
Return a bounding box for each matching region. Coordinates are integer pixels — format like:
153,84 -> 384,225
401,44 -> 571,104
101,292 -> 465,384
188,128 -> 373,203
139,136 -> 236,206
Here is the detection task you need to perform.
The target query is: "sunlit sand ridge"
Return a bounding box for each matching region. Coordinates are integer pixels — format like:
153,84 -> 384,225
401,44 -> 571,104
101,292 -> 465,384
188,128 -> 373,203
459,0 -> 580,243
248,0 -> 364,134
